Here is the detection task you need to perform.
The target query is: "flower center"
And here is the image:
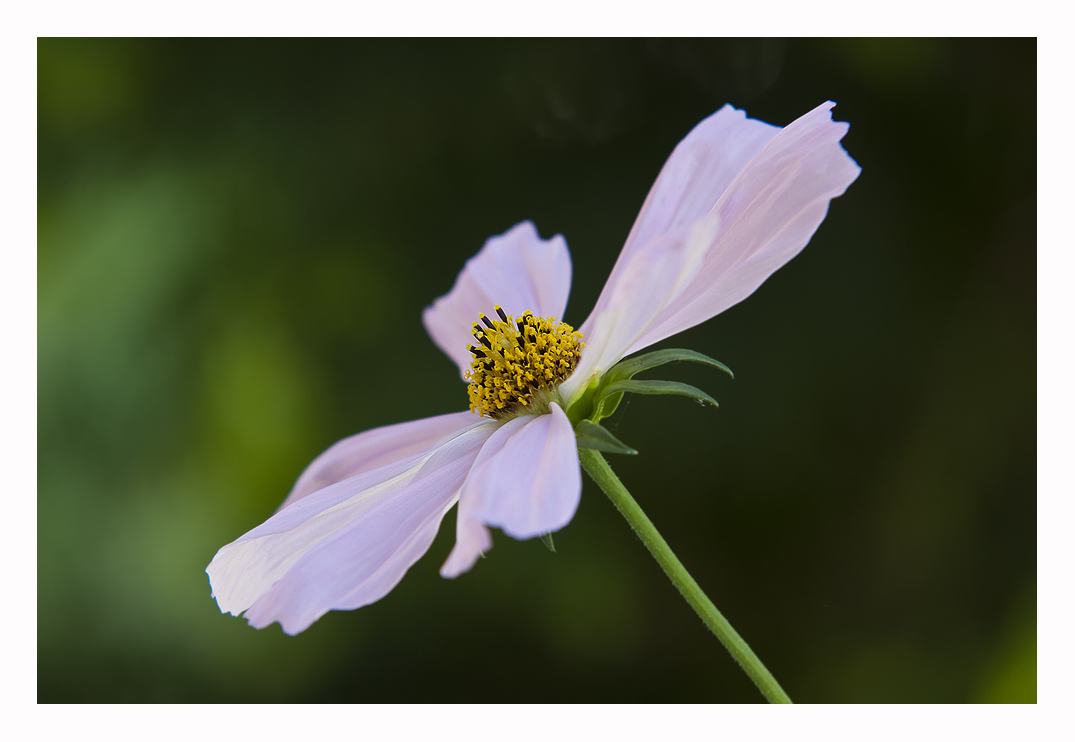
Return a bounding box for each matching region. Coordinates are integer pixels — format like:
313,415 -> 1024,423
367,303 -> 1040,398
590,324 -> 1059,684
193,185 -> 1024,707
465,305 -> 584,420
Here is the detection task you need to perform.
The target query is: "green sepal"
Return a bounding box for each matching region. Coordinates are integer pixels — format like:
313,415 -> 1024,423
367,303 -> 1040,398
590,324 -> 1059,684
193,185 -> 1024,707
596,379 -> 719,408
593,390 -> 625,422
575,420 -> 638,455
564,373 -> 602,428
539,533 -> 556,553
587,349 -> 731,422
605,348 -> 733,383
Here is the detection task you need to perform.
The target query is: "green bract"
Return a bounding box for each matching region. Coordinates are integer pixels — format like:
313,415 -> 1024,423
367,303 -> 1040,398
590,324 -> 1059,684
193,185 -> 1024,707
570,348 -> 733,452
575,420 -> 638,455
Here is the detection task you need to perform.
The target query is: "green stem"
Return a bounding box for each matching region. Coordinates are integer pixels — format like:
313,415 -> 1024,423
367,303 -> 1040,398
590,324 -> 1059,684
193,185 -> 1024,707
579,449 -> 793,704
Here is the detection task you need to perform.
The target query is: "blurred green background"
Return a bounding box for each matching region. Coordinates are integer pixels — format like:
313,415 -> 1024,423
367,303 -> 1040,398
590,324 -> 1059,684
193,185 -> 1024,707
38,38 -> 1035,703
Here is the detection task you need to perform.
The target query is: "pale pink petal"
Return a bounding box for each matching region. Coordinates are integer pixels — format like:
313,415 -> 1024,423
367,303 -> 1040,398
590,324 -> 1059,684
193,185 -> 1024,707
207,417 -> 498,634
438,514 -> 493,580
561,102 -> 858,402
628,102 -> 861,351
422,221 -> 573,378
439,415 -> 530,578
467,403 -> 581,540
281,410 -> 485,510
583,104 -> 780,328
559,213 -> 717,401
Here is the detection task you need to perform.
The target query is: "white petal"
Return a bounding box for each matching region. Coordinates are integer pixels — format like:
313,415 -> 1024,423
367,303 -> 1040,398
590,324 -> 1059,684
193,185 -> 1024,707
439,415 -> 530,578
467,403 -> 581,540
280,410 -> 485,510
589,104 -> 779,321
560,212 -> 717,401
438,513 -> 493,580
629,102 -> 861,351
561,102 -> 859,401
207,417 -> 497,634
422,221 -> 573,378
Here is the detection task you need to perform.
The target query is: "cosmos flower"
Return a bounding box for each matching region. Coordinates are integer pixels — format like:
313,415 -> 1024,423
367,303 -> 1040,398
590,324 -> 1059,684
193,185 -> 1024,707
207,101 -> 860,634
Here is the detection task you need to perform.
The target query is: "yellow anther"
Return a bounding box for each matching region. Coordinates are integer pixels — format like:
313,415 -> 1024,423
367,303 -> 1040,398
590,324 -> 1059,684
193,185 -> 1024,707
465,306 -> 584,420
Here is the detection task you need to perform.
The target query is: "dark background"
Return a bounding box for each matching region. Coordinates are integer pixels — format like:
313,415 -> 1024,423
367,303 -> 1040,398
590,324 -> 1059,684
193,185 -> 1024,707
38,38 -> 1036,703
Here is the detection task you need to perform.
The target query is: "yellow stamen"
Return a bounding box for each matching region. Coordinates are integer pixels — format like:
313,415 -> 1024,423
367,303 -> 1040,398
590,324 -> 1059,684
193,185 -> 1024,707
464,305 -> 584,420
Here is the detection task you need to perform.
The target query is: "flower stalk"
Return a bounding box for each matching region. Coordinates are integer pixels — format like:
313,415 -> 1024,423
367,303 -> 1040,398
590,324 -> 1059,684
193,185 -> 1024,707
578,449 -> 793,704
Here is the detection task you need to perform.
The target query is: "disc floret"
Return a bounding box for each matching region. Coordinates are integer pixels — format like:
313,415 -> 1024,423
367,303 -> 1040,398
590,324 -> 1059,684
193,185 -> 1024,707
465,305 -> 584,420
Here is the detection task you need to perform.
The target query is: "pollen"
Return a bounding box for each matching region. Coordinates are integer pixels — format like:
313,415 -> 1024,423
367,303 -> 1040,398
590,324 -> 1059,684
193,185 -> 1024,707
465,305 -> 584,420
